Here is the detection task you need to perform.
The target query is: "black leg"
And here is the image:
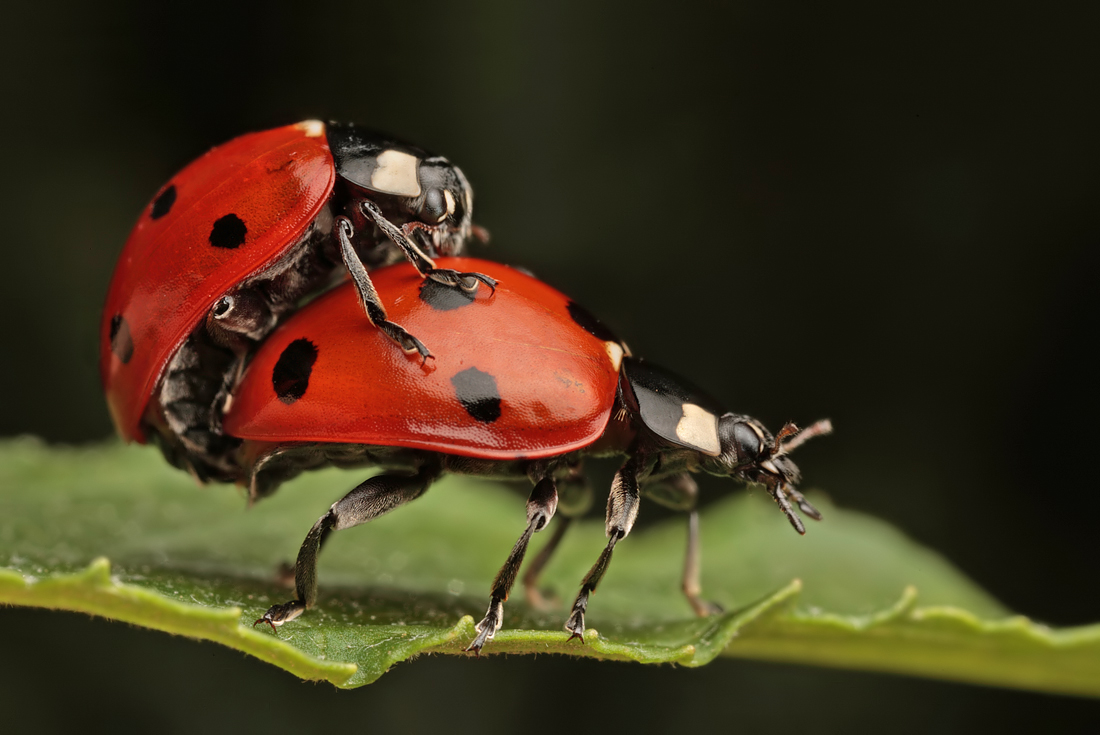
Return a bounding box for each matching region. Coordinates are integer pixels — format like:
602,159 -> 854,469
359,200 -> 438,273
422,263 -> 498,295
467,477 -> 558,655
254,465 -> 438,631
336,217 -> 432,361
360,200 -> 497,295
565,453 -> 646,641
771,482 -> 806,535
522,516 -> 572,609
565,535 -> 618,642
784,484 -> 823,521
522,461 -> 591,609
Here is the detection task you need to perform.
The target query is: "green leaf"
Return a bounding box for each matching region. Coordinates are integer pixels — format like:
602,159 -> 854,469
2,437 -> 1098,695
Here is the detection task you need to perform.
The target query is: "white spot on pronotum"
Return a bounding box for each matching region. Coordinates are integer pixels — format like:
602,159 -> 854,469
676,403 -> 721,455
604,341 -> 624,372
297,120 -> 325,138
371,149 -> 422,197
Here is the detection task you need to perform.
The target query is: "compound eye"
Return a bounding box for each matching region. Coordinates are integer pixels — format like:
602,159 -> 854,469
732,422 -> 763,462
421,188 -> 451,224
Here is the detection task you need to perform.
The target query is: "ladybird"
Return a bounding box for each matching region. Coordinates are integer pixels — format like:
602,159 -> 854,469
100,121 -> 492,481
223,258 -> 832,653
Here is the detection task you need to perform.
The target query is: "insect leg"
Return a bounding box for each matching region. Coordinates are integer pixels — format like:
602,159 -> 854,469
565,452 -> 647,641
784,484 -> 823,521
682,509 -> 723,616
523,461 -> 591,609
771,482 -> 807,535
254,464 -> 439,631
643,472 -> 723,617
358,200 -> 438,273
467,477 -> 558,655
360,200 -> 497,295
336,216 -> 432,360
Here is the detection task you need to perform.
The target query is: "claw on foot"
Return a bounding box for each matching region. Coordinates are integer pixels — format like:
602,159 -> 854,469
467,601 -> 502,656
397,334 -> 432,362
465,636 -> 488,657
387,326 -> 433,366
253,616 -> 280,633
691,599 -> 725,617
565,610 -> 587,643
466,624 -> 496,656
253,600 -> 305,633
427,269 -> 498,296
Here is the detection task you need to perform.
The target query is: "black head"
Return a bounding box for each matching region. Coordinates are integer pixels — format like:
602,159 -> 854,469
717,416 -> 833,534
411,156 -> 474,255
326,122 -> 475,256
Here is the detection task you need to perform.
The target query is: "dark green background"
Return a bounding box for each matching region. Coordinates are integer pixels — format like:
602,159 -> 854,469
2,0 -> 1098,730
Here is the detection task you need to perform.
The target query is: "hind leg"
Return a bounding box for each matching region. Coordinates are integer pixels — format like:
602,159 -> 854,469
467,477 -> 559,654
255,464 -> 439,630
565,451 -> 651,641
643,472 -> 722,617
523,461 -> 592,610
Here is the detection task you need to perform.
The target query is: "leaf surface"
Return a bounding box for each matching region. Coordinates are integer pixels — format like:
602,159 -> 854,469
2,438 -> 1097,695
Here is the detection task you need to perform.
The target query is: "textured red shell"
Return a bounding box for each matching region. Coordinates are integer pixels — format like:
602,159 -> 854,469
223,259 -> 623,460
100,121 -> 335,442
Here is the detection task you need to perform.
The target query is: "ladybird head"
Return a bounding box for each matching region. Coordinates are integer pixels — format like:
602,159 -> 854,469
716,415 -> 833,533
408,156 -> 474,255
325,122 -> 478,256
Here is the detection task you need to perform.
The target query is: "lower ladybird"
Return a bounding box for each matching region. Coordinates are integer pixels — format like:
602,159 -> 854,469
222,258 -> 832,652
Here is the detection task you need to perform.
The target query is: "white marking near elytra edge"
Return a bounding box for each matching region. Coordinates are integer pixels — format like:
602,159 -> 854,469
676,404 -> 721,456
296,120 -> 325,138
443,189 -> 456,217
604,341 -> 624,372
371,150 -> 422,197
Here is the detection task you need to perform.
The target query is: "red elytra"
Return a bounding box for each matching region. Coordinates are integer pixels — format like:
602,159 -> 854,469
223,259 -> 625,460
100,121 -> 333,443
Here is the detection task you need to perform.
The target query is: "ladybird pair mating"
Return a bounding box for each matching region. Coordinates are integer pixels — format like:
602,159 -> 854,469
102,121 -> 491,482
100,122 -> 831,653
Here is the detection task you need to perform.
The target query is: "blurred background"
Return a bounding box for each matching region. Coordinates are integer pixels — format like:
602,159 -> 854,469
2,0 -> 1098,730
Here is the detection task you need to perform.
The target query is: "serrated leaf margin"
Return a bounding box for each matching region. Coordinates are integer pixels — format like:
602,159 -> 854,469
4,559 -> 1100,696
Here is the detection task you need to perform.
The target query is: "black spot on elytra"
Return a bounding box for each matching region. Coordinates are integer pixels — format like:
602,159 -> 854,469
419,279 -> 477,311
451,367 -> 502,423
272,338 -> 318,404
150,184 -> 176,220
109,314 -> 133,363
567,301 -> 619,343
210,213 -> 247,249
